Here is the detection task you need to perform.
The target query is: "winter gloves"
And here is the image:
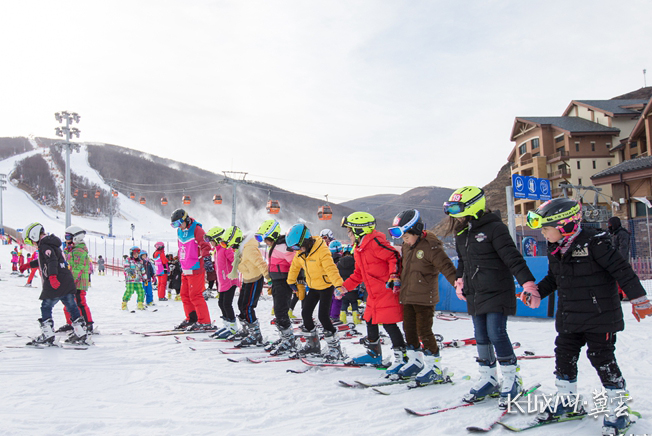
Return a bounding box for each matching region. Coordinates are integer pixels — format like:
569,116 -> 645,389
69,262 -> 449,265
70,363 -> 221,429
454,278 -> 465,301
19,264 -> 29,273
385,274 -> 401,294
334,286 -> 347,300
520,281 -> 541,309
631,296 -> 652,322
49,275 -> 61,289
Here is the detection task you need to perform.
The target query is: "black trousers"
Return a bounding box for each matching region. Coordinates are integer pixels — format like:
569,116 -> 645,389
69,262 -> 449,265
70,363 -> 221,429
302,286 -> 335,334
555,331 -> 624,388
271,279 -> 293,330
340,290 -> 359,312
367,318 -> 406,349
218,285 -> 237,321
237,278 -> 263,323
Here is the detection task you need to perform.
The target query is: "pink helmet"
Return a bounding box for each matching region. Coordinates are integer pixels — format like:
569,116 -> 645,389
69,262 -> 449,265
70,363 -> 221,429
155,241 -> 165,250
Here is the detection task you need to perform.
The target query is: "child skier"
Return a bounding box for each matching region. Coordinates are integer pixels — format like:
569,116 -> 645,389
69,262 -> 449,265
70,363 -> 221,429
339,212 -> 406,370
97,255 -> 105,275
445,186 -> 536,408
388,209 -> 457,383
337,245 -> 360,325
523,198 -> 652,435
205,227 -> 239,339
140,251 -> 155,306
25,251 -> 39,286
287,223 -> 346,360
122,246 -> 147,311
168,254 -> 182,300
20,223 -> 89,345
152,242 -> 169,301
11,247 -> 19,274
61,225 -> 94,333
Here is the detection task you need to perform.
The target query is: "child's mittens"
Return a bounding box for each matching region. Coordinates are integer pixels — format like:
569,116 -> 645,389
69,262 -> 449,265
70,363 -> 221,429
454,278 -> 466,301
631,296 -> 652,322
520,281 -> 541,309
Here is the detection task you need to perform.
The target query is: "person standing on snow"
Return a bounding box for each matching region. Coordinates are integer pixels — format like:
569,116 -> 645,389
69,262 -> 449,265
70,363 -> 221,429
140,251 -> 155,306
171,208 -> 213,331
339,212 -> 406,372
97,255 -> 106,276
445,186 -> 536,408
388,209 -> 457,384
122,246 -> 147,311
523,198 -> 652,434
24,251 -> 39,287
152,242 -> 169,301
59,225 -> 94,334
20,223 -> 89,345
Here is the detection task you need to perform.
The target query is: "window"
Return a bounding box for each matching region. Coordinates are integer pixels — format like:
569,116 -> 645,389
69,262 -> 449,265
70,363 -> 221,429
591,142 -> 595,152
606,143 -> 611,149
635,201 -> 652,217
531,138 -> 540,149
556,146 -> 565,153
555,135 -> 564,143
519,143 -> 527,155
575,142 -> 580,152
631,153 -> 638,159
630,142 -> 637,149
608,161 -> 611,166
578,178 -> 582,185
592,160 -> 596,169
532,152 -> 540,157
577,161 -> 581,169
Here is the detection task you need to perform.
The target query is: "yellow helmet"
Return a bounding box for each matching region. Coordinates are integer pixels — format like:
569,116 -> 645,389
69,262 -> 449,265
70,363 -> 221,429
255,219 -> 281,243
341,211 -> 376,238
221,226 -> 243,248
206,226 -> 225,242
443,186 -> 486,219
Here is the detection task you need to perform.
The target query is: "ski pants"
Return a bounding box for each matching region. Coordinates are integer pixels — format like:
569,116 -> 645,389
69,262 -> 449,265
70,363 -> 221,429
144,280 -> 154,304
237,278 -> 263,323
329,292 -> 343,318
271,279 -> 293,330
157,274 -> 168,299
472,312 -> 515,364
27,268 -> 38,284
41,293 -> 81,322
181,273 -> 211,324
340,290 -> 359,312
366,317 -> 406,349
302,286 -> 336,335
403,304 -> 438,354
123,282 -> 145,303
555,331 -> 624,389
218,285 -> 237,321
64,290 -> 93,324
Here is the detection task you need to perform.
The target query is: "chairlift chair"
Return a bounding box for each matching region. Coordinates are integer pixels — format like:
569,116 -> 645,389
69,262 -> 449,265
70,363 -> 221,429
139,197 -> 146,205
161,197 -> 168,206
266,200 -> 280,214
83,191 -> 88,198
94,190 -> 101,199
318,205 -> 333,221
112,190 -> 118,198
130,192 -> 136,200
182,195 -> 192,205
213,194 -> 222,205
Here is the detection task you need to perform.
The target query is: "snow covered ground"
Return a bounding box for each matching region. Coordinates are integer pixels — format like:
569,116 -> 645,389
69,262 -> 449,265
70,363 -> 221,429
1,240 -> 651,436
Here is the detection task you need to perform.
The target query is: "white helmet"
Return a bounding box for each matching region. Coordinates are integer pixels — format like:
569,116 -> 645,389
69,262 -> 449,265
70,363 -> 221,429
23,223 -> 44,246
65,225 -> 86,244
319,229 -> 334,240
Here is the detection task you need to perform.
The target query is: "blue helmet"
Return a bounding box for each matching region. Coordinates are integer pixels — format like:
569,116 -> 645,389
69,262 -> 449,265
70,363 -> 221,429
129,246 -> 141,256
329,240 -> 343,254
140,250 -> 148,257
342,244 -> 353,255
286,223 -> 312,251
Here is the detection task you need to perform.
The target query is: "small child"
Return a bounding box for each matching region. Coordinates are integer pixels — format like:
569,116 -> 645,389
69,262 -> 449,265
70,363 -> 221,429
61,225 -> 94,334
523,198 -> 652,434
152,242 -> 169,301
122,246 -> 147,310
25,251 -> 39,286
140,251 -> 155,306
97,255 -> 106,276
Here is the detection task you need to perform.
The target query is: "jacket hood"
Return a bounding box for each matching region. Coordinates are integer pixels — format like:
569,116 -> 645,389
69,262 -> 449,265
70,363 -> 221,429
40,234 -> 62,247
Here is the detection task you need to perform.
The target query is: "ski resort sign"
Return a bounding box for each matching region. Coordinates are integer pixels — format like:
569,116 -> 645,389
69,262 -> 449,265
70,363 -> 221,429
512,175 -> 551,201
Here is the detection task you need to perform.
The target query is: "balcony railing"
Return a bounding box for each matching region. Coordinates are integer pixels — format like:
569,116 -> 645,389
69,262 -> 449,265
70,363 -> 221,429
548,169 -> 571,180
547,150 -> 569,163
551,187 -> 573,197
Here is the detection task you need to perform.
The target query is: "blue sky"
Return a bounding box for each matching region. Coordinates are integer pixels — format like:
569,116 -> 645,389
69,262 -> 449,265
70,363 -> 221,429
1,1 -> 650,203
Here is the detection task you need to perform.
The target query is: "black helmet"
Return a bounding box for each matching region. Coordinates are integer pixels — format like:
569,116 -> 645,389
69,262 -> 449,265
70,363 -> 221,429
388,209 -> 424,239
170,208 -> 189,228
526,198 -> 582,235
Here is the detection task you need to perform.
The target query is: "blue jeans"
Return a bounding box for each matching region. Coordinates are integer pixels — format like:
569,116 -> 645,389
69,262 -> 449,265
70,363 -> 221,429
472,312 -> 516,363
40,293 -> 81,321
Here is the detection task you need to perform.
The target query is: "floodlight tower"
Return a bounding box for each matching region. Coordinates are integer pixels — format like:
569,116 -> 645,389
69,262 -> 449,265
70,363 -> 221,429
54,111 -> 81,228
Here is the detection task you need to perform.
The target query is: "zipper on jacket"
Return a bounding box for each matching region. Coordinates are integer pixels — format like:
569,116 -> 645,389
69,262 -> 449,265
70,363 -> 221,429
589,291 -> 602,313
471,265 -> 479,280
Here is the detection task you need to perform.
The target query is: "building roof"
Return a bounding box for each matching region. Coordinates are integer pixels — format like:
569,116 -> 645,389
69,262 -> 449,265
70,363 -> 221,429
512,116 -> 620,141
591,155 -> 652,180
571,99 -> 649,116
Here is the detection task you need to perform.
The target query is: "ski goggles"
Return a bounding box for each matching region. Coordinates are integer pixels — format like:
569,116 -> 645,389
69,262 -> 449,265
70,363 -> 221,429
171,219 -> 184,229
64,233 -> 74,241
526,210 -> 544,229
255,222 -> 279,243
388,211 -> 420,239
443,190 -> 484,216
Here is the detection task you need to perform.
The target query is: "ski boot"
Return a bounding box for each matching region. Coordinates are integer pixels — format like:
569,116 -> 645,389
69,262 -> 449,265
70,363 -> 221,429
339,311 -> 348,324
24,282 -> 33,287
186,322 -> 214,332
236,319 -> 263,347
415,351 -> 445,385
167,292 -> 172,300
270,326 -> 296,355
602,386 -> 632,436
174,294 -> 181,301
297,328 -> 321,356
66,317 -> 89,344
385,347 -> 408,378
397,346 -> 424,378
55,324 -> 73,333
211,317 -> 229,339
324,331 -> 345,361
137,302 -> 145,310
536,378 -> 586,422
86,322 -> 94,334
352,312 -> 361,325
174,312 -> 197,330
121,301 -> 128,310
288,309 -> 297,319
26,318 -> 56,346
349,338 -> 382,366
216,320 -> 238,340
159,297 -> 168,301
464,360 -> 500,403
147,301 -> 155,307
498,359 -> 523,409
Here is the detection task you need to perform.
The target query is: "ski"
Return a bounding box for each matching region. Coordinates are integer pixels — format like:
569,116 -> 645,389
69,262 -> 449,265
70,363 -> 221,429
6,343 -> 89,350
466,384 -> 542,432
371,370 -> 453,395
246,355 -> 299,364
355,378 -> 413,388
218,348 -> 268,355
436,312 -> 470,321
185,335 -> 232,343
440,338 -> 476,348
405,401 -> 478,416
517,354 -> 554,360
300,357 -> 387,369
496,413 -> 586,432
135,328 -> 217,337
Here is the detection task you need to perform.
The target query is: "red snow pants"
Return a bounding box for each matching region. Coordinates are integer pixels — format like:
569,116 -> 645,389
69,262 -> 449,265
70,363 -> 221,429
181,273 -> 210,324
157,274 -> 168,299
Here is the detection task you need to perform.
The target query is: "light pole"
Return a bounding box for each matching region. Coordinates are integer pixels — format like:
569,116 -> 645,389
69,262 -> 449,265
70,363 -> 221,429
54,111 -> 81,228
131,223 -> 135,242
0,173 -> 6,235
222,171 -> 248,226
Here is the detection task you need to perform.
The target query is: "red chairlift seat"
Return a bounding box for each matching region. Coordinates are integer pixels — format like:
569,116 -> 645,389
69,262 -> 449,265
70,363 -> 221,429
112,190 -> 119,198
83,191 -> 88,198
94,190 -> 101,199
213,194 -> 222,205
161,197 -> 168,205
318,205 -> 333,221
266,200 -> 280,214
182,195 -> 192,205
130,192 -> 136,200
139,197 -> 146,205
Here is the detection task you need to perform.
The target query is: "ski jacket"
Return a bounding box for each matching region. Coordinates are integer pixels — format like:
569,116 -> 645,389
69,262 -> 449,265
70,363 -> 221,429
455,212 -> 534,316
610,226 -> 631,261
28,234 -> 76,300
11,250 -> 18,263
336,255 -> 355,282
177,219 -> 211,275
267,235 -> 295,280
97,257 -> 105,270
288,237 -> 343,291
342,230 -> 402,324
65,242 -> 91,291
152,248 -> 168,276
168,259 -> 182,291
143,259 -> 155,282
537,227 -> 646,334
204,255 -> 217,282
400,231 -> 457,307
123,256 -> 146,284
238,237 -> 271,284
215,245 -> 239,292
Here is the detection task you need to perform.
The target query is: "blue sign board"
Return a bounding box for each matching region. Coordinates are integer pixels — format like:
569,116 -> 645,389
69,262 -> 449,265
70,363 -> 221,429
512,174 -> 551,201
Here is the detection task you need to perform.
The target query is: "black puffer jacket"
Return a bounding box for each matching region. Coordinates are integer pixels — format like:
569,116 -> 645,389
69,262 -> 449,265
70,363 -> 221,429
455,212 -> 535,316
537,227 -> 646,334
29,234 -> 76,300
